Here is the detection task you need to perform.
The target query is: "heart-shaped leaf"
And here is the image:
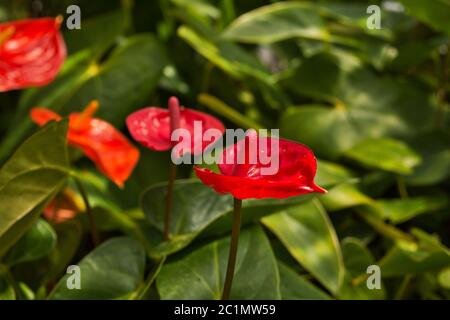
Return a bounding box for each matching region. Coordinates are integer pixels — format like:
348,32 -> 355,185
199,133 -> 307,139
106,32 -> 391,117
141,179 -> 313,258
49,237 -> 145,300
156,225 -> 281,299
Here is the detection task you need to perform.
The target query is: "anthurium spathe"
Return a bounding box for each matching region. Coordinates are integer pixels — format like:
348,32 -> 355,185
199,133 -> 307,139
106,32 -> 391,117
194,132 -> 325,300
126,96 -> 225,240
126,96 -> 225,156
0,17 -> 66,92
195,134 -> 326,200
30,101 -> 140,188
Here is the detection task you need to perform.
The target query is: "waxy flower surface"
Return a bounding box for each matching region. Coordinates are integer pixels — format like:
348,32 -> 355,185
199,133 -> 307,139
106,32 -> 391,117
195,135 -> 326,199
0,17 -> 66,92
126,97 -> 225,156
30,101 -> 139,187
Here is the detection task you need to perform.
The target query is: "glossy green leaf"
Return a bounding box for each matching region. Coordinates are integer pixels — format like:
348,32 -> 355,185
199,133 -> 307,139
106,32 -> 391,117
262,200 -> 344,294
157,225 -> 281,299
278,262 -> 330,300
5,219 -> 57,266
141,179 -> 313,258
49,237 -> 146,300
0,121 -> 70,257
223,2 -> 328,43
344,138 -> 421,175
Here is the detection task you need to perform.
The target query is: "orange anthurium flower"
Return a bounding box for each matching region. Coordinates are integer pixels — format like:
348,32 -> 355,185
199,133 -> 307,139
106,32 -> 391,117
30,101 -> 140,187
43,188 -> 82,223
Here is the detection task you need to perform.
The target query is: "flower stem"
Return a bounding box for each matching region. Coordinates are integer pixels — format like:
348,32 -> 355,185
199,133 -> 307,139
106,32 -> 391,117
221,198 -> 242,300
164,162 -> 177,240
74,177 -> 100,247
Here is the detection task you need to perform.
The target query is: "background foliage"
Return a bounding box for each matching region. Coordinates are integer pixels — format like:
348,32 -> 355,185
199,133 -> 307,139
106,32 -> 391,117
0,0 -> 449,300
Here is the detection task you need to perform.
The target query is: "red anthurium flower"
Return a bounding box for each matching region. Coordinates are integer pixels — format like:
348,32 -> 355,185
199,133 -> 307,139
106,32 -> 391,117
30,101 -> 140,188
0,17 -> 66,92
194,133 -> 326,200
126,97 -> 225,156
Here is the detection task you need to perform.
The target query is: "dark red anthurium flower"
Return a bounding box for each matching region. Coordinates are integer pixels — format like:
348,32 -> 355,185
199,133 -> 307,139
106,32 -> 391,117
30,101 -> 140,188
0,17 -> 66,92
194,133 -> 326,200
126,97 -> 225,156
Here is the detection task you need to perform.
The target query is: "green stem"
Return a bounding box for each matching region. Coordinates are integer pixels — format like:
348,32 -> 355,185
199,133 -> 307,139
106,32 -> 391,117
73,177 -> 100,247
357,209 -> 415,243
394,274 -> 412,300
397,176 -> 409,199
163,162 -> 177,240
221,198 -> 242,300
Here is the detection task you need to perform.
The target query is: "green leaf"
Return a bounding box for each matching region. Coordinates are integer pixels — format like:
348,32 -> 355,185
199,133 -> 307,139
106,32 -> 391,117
380,229 -> 450,277
63,10 -> 129,56
59,34 -> 168,126
344,138 -> 421,175
373,195 -> 449,224
49,237 -> 146,300
45,221 -> 83,284
178,26 -> 271,82
397,0 -> 450,34
315,160 -> 356,188
279,53 -> 435,160
140,179 -> 313,258
406,132 -> 450,186
0,121 -> 70,257
262,200 -> 344,294
156,225 -> 281,299
320,183 -> 373,212
5,219 -> 57,266
0,265 -> 15,300
223,2 -> 328,44
338,238 -> 385,300
278,262 -> 330,300
438,267 -> 450,289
